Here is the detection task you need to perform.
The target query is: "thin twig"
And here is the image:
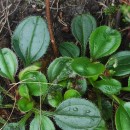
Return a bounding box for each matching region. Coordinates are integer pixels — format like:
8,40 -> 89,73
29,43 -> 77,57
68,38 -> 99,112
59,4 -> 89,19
5,0 -> 12,35
45,0 -> 59,57
121,26 -> 130,32
0,95 -> 17,130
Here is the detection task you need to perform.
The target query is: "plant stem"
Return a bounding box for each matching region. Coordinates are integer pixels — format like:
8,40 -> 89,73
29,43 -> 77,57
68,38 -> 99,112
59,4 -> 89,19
121,87 -> 130,92
111,95 -> 124,105
0,86 -> 15,100
0,104 -> 14,108
88,78 -> 102,110
97,92 -> 102,111
45,0 -> 59,57
19,111 -> 32,124
33,108 -> 55,117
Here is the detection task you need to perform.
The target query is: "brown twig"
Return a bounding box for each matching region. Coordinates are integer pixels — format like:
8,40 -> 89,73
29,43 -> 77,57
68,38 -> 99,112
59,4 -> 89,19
45,0 -> 59,57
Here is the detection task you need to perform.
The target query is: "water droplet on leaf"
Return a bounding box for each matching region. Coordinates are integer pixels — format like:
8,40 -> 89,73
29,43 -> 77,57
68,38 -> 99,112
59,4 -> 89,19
73,107 -> 78,111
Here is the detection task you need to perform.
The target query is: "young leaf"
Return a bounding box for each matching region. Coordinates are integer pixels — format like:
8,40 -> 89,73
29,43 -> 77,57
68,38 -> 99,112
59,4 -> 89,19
89,26 -> 121,59
12,16 -> 50,66
30,115 -> 55,130
54,98 -> 101,130
71,57 -> 105,77
20,71 -> 48,96
107,51 -> 130,76
71,14 -> 96,56
18,84 -> 30,99
59,42 -> 80,57
115,103 -> 130,130
0,48 -> 18,82
47,57 -> 73,82
17,98 -> 34,112
19,62 -> 42,79
3,123 -> 25,130
64,89 -> 81,100
47,91 -> 63,108
95,78 -> 121,95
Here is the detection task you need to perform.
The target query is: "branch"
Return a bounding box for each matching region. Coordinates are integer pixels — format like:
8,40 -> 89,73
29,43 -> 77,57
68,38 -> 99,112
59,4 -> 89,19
45,0 -> 59,57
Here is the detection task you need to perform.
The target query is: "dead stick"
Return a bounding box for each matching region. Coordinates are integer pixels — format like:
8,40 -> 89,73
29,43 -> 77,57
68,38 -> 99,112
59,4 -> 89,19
45,0 -> 59,57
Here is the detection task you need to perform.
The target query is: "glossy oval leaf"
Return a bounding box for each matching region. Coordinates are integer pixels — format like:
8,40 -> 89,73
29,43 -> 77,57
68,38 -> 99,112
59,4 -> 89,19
0,48 -> 18,82
3,123 -> 25,130
30,115 -> 55,130
107,51 -> 130,76
47,57 -> 73,82
94,119 -> 107,130
18,84 -> 30,100
12,16 -> 50,66
17,98 -> 34,112
89,26 -> 121,59
20,71 -> 48,96
95,78 -> 121,95
54,98 -> 101,130
59,42 -> 80,58
115,103 -> 130,130
64,89 -> 81,100
71,14 -> 96,56
71,57 -> 105,77
47,91 -> 63,108
19,62 -> 42,79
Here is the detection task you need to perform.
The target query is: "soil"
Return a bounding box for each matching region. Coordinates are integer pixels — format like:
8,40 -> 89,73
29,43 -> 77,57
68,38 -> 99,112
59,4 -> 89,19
0,0 -> 115,48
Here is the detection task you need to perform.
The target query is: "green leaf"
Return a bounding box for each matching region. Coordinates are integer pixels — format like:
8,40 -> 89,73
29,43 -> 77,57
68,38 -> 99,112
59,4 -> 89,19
0,91 -> 3,105
0,48 -> 18,82
71,13 -> 96,56
59,42 -> 80,57
47,57 -> 73,82
17,98 -> 34,112
95,78 -> 121,95
54,98 -> 101,130
107,51 -> 130,76
47,91 -> 63,108
30,115 -> 55,130
89,26 -> 121,59
18,84 -> 30,99
12,16 -> 50,66
0,117 -> 6,124
3,123 -> 25,130
128,77 -> 130,87
19,62 -> 42,79
115,103 -> 130,130
94,119 -> 107,130
64,89 -> 81,100
71,57 -> 105,77
20,71 -> 48,96
101,99 -> 112,121
75,78 -> 87,95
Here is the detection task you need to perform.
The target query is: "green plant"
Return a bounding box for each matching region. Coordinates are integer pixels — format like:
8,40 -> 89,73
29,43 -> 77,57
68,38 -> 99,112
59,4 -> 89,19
0,13 -> 129,130
120,4 -> 130,22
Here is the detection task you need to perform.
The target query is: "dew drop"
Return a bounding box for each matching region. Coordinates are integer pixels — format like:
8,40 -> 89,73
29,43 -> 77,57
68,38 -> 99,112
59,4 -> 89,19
32,77 -> 36,81
73,107 -> 78,111
86,110 -> 91,113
